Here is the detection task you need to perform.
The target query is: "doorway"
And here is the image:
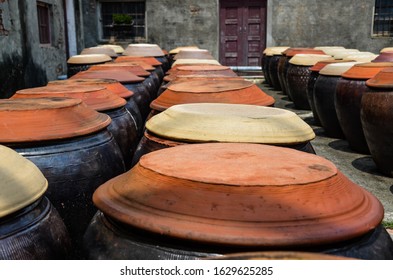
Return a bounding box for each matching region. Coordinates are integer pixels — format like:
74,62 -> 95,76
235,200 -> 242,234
219,0 -> 267,66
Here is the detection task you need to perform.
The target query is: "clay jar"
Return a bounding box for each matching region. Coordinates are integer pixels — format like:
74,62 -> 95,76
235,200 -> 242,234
89,63 -> 158,100
262,47 -> 274,86
83,143 -> 391,259
70,69 -> 151,122
362,68 -> 393,176
149,78 -> 275,117
131,103 -> 316,165
266,47 -> 290,91
278,48 -> 326,97
0,145 -> 71,260
372,51 -> 393,62
286,54 -> 332,109
313,62 -> 358,138
13,85 -> 137,170
0,98 -> 125,257
307,59 -> 352,125
66,54 -> 112,78
335,62 -> 393,153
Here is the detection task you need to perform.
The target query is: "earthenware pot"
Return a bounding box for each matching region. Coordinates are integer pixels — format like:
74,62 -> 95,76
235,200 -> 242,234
314,62 -> 358,138
372,51 -> 393,62
149,79 -> 275,116
66,54 -> 112,78
13,85 -> 137,169
131,103 -> 316,165
0,145 -> 72,260
286,54 -> 331,109
267,47 -> 289,91
336,62 -> 393,153
362,68 -> 393,176
84,143 -> 391,259
262,48 -> 273,86
0,98 -> 125,255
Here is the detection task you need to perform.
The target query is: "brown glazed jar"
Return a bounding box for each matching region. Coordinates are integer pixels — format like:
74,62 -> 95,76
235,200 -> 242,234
149,78 -> 275,116
83,143 -> 392,260
278,48 -> 326,97
262,47 -> 274,86
362,68 -> 393,177
286,54 -> 331,109
336,62 -> 393,153
314,62 -> 358,138
0,98 -> 125,258
13,85 -> 137,169
266,47 -> 289,91
131,103 -> 316,165
372,51 -> 393,62
0,145 -> 71,260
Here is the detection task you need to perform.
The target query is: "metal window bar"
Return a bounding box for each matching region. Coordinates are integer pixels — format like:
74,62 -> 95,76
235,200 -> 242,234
373,0 -> 393,37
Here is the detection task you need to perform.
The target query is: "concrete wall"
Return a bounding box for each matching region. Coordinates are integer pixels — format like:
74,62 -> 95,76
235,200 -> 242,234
267,0 -> 393,53
0,0 -> 67,98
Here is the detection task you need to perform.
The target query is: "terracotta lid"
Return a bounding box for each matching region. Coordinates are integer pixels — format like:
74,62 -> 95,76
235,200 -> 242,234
263,46 -> 290,54
115,56 -> 162,66
174,50 -> 215,60
93,143 -> 383,247
366,67 -> 393,88
67,54 -> 112,64
146,103 -> 315,144
345,53 -> 378,62
151,82 -> 275,111
13,85 -> 127,111
177,65 -> 230,71
289,54 -> 332,66
168,79 -> 253,93
265,46 -> 290,56
208,251 -> 355,260
172,59 -> 221,66
0,145 -> 48,218
319,62 -> 360,76
283,48 -> 325,57
309,59 -> 354,72
164,66 -> 237,82
123,43 -> 165,57
89,64 -> 151,77
47,78 -> 134,99
341,62 -> 393,79
70,69 -> 145,83
380,47 -> 393,53
169,46 -> 199,54
0,97 -> 111,142
112,61 -> 155,71
98,44 -> 125,54
81,46 -> 118,58
372,51 -> 393,62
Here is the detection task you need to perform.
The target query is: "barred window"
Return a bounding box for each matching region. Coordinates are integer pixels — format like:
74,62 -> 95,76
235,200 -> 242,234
100,1 -> 146,41
373,0 -> 393,37
37,1 -> 51,44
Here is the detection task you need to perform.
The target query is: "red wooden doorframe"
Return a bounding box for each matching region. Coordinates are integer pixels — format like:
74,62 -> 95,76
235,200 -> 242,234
219,0 -> 267,66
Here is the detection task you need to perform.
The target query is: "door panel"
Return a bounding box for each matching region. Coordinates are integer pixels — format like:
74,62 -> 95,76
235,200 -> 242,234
219,0 -> 267,66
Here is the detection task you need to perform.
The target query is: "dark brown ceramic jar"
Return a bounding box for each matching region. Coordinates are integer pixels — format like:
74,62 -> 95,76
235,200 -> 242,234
314,62 -> 358,138
266,47 -> 289,91
286,54 -> 332,109
84,143 -> 391,259
362,68 -> 393,177
336,62 -> 393,153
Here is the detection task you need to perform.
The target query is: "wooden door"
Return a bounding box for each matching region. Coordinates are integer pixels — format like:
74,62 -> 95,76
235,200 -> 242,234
219,0 -> 267,66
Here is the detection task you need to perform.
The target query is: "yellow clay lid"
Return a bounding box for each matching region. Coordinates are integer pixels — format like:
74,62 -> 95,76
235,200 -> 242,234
81,47 -> 118,57
319,62 -> 360,76
0,145 -> 48,218
345,53 -> 378,62
289,54 -> 332,66
169,46 -> 199,54
67,54 -> 112,64
146,103 -> 315,144
123,43 -> 165,57
98,44 -> 125,54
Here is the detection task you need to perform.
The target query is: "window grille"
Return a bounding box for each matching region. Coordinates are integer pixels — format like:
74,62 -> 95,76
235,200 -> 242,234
373,0 -> 393,37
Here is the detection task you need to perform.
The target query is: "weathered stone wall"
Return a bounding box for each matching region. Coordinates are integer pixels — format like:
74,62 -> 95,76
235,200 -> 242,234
0,0 -> 67,98
267,0 -> 393,53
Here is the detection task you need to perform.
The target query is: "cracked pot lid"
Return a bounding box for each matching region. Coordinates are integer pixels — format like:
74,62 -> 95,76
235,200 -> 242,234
0,97 -> 110,142
13,85 -> 126,111
151,80 -> 275,111
48,78 -> 134,99
146,103 -> 315,144
93,143 -> 383,247
70,69 -> 145,83
0,145 -> 48,218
